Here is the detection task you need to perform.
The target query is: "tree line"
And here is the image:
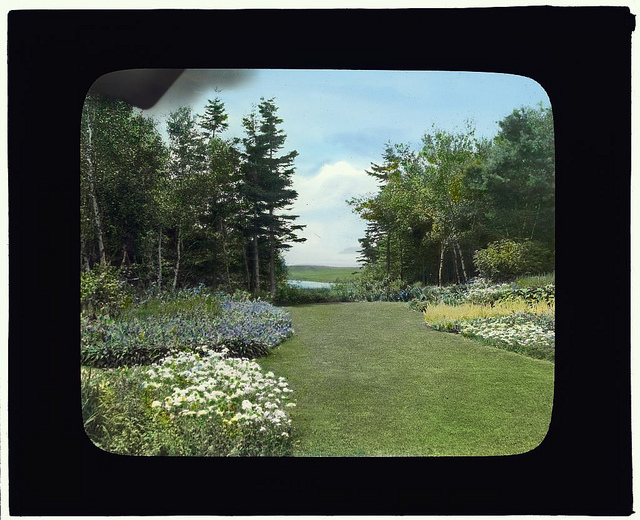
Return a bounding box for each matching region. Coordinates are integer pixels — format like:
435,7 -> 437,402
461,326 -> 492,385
349,105 -> 554,285
81,91 -> 554,296
81,93 -> 305,297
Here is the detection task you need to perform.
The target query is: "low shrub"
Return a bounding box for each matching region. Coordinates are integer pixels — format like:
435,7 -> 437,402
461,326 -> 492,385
82,363 -> 182,455
215,299 -> 295,358
409,277 -> 555,310
81,314 -> 180,367
82,348 -> 296,456
275,277 -> 415,305
275,284 -> 341,305
125,284 -> 222,321
496,284 -> 555,306
81,264 -> 133,317
465,278 -> 514,305
473,240 -> 554,282
409,283 -> 471,307
514,272 -> 555,288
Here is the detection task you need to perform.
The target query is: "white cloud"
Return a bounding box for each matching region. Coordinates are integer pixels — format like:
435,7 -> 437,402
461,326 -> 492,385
291,160 -> 379,212
282,161 -> 379,266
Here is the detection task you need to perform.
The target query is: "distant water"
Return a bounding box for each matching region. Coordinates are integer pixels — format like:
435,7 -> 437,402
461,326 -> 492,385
287,280 -> 334,289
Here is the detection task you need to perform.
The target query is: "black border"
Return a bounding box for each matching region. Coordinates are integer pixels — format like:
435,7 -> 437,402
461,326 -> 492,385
8,7 -> 634,515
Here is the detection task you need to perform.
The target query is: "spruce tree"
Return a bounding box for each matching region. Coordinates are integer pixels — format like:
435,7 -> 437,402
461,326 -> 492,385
241,98 -> 305,296
199,97 -> 229,139
257,98 -> 305,297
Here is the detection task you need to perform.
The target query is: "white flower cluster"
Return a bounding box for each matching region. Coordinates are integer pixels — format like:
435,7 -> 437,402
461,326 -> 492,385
460,319 -> 555,348
144,348 -> 295,434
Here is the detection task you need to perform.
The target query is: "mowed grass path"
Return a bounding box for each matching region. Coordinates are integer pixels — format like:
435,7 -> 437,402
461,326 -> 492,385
259,302 -> 554,456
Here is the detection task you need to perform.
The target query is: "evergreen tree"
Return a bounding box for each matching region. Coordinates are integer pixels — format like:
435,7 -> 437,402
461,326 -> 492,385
241,99 -> 305,296
240,109 -> 267,294
199,97 -> 229,139
256,98 -> 305,297
481,105 -> 555,249
197,99 -> 243,289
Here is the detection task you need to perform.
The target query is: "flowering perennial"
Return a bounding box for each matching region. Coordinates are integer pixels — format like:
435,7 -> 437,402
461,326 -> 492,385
81,296 -> 294,367
459,312 -> 555,349
141,347 -> 295,455
214,300 -> 294,357
418,278 -> 555,361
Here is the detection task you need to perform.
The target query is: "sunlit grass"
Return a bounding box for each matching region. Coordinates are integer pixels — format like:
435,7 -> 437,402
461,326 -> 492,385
259,302 -> 554,457
286,265 -> 361,283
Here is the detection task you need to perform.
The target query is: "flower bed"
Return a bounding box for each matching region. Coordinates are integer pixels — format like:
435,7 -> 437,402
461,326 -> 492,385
459,312 -> 555,360
83,347 -> 296,456
82,293 -> 294,368
409,277 -> 555,310
215,300 -> 294,357
418,278 -> 555,361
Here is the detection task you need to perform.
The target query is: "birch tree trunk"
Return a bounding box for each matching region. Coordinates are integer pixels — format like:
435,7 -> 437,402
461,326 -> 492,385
438,238 -> 446,287
219,220 -> 232,289
530,203 -> 541,240
81,237 -> 90,272
85,121 -> 107,266
452,245 -> 461,284
120,245 -> 130,268
455,240 -> 468,282
386,232 -> 391,277
157,227 -> 163,289
172,226 -> 181,291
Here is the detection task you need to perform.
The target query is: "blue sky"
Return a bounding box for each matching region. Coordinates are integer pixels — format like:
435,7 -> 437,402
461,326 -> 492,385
142,69 -> 551,267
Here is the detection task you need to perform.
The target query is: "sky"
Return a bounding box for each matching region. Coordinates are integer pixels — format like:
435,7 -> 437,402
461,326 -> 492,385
140,69 -> 551,267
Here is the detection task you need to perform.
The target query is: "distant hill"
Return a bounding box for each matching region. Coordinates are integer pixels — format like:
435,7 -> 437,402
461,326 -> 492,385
286,265 -> 361,283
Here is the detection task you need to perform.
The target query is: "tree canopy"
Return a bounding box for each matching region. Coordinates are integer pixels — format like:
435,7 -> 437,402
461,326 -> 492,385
349,105 -> 554,285
81,92 -> 553,294
80,92 -> 305,296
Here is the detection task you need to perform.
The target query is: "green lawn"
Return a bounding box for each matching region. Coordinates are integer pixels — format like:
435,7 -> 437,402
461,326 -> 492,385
286,265 -> 361,283
259,302 -> 554,456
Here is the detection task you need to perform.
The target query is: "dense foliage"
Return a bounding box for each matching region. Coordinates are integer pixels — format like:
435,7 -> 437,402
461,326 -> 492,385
81,264 -> 133,317
278,271 -> 554,309
81,93 -> 304,298
473,239 -> 554,281
349,105 -> 554,286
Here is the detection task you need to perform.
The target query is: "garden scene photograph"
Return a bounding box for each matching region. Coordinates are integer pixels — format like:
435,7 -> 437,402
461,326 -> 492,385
80,68 -> 555,457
